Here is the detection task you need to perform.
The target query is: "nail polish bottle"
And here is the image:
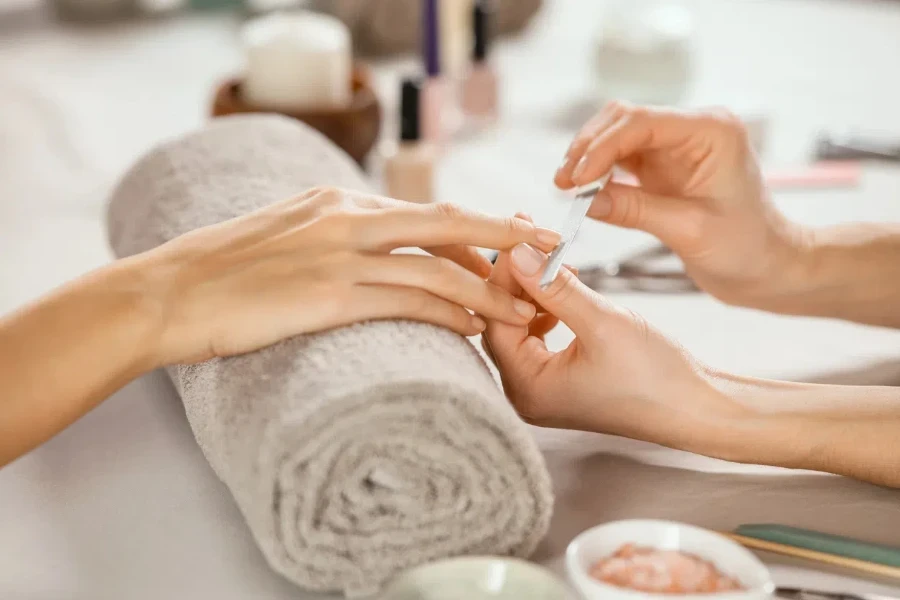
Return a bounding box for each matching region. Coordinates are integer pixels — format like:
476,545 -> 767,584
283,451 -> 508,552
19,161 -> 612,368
421,0 -> 446,144
384,77 -> 434,204
461,0 -> 498,122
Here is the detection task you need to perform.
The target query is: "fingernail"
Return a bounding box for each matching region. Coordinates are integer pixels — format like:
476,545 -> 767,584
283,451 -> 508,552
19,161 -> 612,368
535,227 -> 561,246
571,156 -> 588,181
555,156 -> 573,177
472,316 -> 487,332
511,243 -> 544,277
591,191 -> 612,218
514,298 -> 536,319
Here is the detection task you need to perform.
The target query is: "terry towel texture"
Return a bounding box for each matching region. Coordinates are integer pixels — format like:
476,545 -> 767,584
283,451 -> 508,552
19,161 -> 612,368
106,115 -> 554,597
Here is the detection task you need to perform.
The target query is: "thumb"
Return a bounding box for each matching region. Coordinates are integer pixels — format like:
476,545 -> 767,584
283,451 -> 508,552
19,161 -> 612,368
507,243 -> 613,338
589,182 -> 699,248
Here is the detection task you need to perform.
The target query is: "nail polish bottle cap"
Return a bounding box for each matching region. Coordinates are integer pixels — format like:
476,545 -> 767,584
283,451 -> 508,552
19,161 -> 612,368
472,0 -> 491,62
399,77 -> 423,142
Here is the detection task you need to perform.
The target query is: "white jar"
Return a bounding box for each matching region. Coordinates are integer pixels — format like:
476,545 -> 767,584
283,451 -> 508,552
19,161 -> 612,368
592,0 -> 694,106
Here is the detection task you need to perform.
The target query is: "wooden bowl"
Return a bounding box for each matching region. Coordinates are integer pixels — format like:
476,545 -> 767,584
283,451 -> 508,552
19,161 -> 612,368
211,65 -> 381,166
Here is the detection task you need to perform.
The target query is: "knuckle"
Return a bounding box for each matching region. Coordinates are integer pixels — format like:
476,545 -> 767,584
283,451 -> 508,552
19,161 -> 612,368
710,106 -> 741,126
604,99 -> 632,119
612,188 -> 645,229
624,105 -> 647,122
307,185 -> 343,202
503,214 -> 531,236
707,107 -> 748,139
620,307 -> 651,341
432,202 -> 467,221
302,186 -> 346,215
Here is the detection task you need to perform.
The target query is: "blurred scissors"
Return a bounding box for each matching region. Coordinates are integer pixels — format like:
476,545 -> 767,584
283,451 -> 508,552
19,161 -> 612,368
575,243 -> 699,293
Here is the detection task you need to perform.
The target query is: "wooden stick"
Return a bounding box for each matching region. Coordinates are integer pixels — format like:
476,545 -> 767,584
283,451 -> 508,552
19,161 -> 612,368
724,533 -> 900,581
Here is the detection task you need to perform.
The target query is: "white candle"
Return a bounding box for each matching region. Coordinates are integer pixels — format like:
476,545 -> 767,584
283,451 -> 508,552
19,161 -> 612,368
240,11 -> 352,112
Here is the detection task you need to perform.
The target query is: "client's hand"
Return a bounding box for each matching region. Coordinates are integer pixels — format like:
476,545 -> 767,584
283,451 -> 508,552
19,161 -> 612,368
483,243 -> 744,450
555,101 -> 809,309
140,186 -> 560,365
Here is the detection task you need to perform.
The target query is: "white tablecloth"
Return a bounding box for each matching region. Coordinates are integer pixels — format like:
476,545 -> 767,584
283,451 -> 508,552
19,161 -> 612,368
2,1 -> 900,598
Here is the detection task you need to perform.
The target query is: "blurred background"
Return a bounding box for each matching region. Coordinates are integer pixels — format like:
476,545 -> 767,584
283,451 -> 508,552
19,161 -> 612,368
3,3 -> 900,598
2,0 -> 900,373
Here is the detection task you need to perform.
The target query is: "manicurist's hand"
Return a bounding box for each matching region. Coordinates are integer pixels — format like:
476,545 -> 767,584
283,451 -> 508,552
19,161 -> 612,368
555,101 -> 808,310
484,243 -> 900,488
482,242 -> 741,448
0,186 -> 560,465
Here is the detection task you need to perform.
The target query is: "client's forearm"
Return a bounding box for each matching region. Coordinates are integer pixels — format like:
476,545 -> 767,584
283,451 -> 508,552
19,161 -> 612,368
701,371 -> 900,488
762,222 -> 900,328
0,256 -> 162,466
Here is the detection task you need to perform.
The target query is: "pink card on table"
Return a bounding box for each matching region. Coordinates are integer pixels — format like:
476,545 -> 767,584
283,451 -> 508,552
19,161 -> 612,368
611,161 -> 861,192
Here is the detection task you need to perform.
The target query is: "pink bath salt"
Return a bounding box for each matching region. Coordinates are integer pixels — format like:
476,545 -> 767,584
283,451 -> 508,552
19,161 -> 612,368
589,544 -> 746,594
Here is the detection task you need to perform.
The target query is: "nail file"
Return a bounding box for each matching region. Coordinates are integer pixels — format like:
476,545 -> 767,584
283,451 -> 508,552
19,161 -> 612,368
735,524 -> 900,567
539,173 -> 611,289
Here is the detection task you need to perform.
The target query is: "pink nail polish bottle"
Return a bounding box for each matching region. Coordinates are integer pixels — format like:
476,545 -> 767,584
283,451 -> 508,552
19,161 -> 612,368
461,0 -> 498,122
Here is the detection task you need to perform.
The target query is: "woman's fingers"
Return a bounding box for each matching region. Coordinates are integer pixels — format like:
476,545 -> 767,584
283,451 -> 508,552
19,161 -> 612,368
506,243 -> 617,339
483,248 -> 554,380
528,313 -> 559,340
558,104 -> 699,187
517,264 -> 577,315
555,106 -> 623,188
351,201 -> 562,254
347,285 -> 485,337
353,254 -> 536,325
424,244 -> 493,278
487,250 -> 523,301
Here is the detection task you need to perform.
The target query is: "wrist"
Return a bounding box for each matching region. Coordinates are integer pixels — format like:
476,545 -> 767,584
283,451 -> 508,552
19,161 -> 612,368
746,221 -> 900,326
658,369 -> 761,461
736,215 -> 819,314
97,251 -> 175,372
691,369 -> 823,469
670,369 -> 900,486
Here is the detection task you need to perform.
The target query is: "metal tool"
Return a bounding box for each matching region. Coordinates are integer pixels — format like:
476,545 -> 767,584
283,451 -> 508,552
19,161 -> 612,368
778,587 -> 899,600
538,173 -> 612,289
576,243 -> 699,293
815,133 -> 900,162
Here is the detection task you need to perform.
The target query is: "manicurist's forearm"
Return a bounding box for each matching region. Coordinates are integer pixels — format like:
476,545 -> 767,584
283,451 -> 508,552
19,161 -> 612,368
701,371 -> 900,488
0,256 -> 163,466
760,223 -> 900,328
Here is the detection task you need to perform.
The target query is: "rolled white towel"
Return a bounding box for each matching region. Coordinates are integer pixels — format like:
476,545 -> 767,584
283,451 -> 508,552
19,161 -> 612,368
106,115 -> 554,597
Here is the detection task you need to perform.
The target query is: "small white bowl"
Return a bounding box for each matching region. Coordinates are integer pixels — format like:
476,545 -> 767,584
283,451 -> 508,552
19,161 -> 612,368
380,556 -> 571,600
566,519 -> 775,600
